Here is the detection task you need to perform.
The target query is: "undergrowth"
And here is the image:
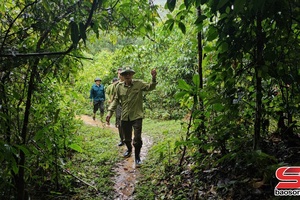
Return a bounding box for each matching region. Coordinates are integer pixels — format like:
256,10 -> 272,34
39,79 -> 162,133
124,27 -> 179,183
134,119 -> 300,200
65,120 -> 121,200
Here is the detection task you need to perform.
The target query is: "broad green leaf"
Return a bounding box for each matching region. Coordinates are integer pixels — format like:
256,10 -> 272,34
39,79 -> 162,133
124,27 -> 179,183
175,91 -> 188,100
194,15 -> 206,25
165,19 -> 175,31
11,158 -> 18,174
167,0 -> 177,12
203,45 -> 213,53
69,143 -> 83,153
79,22 -> 87,45
179,3 -> 186,10
225,6 -> 230,13
166,14 -> 173,19
178,22 -> 186,34
192,74 -> 200,87
92,20 -> 100,38
219,42 -> 228,53
178,79 -> 191,91
206,26 -> 218,41
70,21 -> 79,47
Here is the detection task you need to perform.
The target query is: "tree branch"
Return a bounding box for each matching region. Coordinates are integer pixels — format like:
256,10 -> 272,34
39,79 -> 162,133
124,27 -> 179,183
0,0 -> 39,51
0,0 -> 98,59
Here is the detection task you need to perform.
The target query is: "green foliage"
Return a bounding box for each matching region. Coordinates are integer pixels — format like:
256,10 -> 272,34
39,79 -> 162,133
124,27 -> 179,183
0,0 -> 160,198
64,124 -> 120,199
1,0 -> 299,199
167,0 -> 300,198
134,119 -> 183,199
102,18 -> 200,119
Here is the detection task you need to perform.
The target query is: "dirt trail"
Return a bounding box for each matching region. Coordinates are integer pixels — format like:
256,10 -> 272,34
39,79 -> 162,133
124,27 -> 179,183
78,114 -> 106,128
112,135 -> 153,200
78,115 -> 153,200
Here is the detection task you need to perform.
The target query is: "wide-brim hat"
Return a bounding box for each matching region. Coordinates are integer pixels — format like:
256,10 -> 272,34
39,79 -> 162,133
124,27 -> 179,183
94,77 -> 102,81
120,68 -> 135,75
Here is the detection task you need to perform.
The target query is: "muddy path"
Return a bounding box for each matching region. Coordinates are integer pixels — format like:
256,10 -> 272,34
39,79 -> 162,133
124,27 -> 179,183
112,135 -> 153,200
78,115 -> 153,200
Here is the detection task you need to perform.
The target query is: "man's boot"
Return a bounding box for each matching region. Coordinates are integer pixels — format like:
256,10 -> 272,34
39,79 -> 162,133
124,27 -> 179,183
135,147 -> 142,167
118,126 -> 124,146
123,142 -> 132,158
92,113 -> 96,121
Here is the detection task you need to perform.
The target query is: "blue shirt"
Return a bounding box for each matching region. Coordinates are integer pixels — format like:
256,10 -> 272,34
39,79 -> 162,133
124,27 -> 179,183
90,84 -> 105,102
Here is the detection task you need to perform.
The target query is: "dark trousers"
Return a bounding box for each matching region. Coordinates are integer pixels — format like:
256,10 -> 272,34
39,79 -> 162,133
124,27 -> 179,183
121,118 -> 143,151
116,105 -> 124,141
93,101 -> 104,115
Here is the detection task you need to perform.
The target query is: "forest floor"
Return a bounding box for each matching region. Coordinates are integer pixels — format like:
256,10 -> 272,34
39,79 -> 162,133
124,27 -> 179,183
79,115 -> 153,200
23,114 -> 299,200
70,115 -> 300,200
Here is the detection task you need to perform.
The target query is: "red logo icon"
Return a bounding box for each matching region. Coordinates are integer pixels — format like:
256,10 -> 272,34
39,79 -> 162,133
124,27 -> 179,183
275,166 -> 300,189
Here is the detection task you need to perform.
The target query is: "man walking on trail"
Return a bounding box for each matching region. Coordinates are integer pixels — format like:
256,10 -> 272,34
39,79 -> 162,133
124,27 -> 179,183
106,77 -> 118,104
90,77 -> 105,121
106,67 -> 157,166
106,75 -> 125,146
114,68 -> 125,146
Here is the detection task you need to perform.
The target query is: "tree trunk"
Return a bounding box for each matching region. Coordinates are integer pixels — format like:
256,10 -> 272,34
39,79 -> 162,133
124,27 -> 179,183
254,11 -> 263,150
15,62 -> 38,200
0,72 -> 11,143
196,6 -> 206,148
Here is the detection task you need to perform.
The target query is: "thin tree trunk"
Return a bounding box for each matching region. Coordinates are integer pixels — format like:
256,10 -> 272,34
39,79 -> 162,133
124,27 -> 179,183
197,6 -> 206,138
15,60 -> 38,199
254,11 -> 263,150
0,72 -> 11,143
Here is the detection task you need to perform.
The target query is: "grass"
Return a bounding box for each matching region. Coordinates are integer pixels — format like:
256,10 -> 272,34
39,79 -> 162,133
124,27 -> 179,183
134,118 -> 184,199
68,106 -> 300,199
66,117 -> 184,199
66,120 -> 121,199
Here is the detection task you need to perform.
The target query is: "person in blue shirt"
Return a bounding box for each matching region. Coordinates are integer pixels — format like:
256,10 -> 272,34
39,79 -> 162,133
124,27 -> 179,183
90,77 -> 105,121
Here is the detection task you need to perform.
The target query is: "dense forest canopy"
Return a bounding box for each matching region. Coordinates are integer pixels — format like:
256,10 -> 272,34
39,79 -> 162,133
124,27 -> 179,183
1,0 -> 300,199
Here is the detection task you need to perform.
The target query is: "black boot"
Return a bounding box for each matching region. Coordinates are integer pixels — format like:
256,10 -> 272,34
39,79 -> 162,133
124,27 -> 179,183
123,142 -> 132,158
118,141 -> 124,146
123,150 -> 131,157
135,147 -> 142,166
118,126 -> 124,146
